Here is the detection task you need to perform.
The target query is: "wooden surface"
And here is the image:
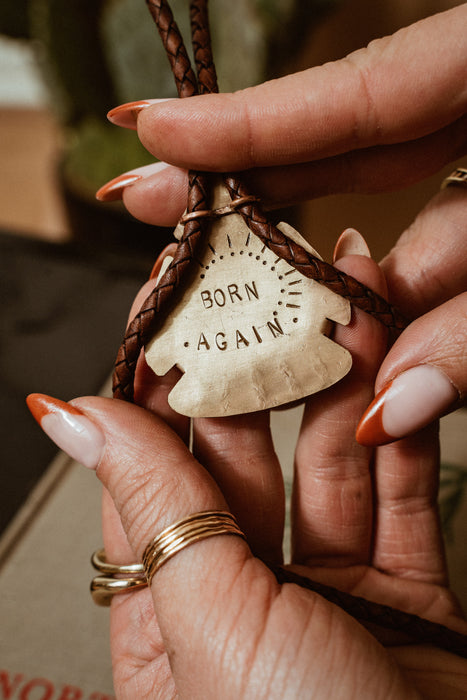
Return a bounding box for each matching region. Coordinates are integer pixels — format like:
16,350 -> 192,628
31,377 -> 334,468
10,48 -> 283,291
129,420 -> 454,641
145,185 -> 352,417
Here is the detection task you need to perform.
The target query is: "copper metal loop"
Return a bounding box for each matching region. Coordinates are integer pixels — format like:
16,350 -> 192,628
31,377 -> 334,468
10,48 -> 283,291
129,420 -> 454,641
90,548 -> 147,607
142,510 -> 246,586
441,167 -> 467,190
179,195 -> 260,224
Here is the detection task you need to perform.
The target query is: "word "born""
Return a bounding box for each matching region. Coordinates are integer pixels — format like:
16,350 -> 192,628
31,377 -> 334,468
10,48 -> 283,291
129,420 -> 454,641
200,282 -> 259,309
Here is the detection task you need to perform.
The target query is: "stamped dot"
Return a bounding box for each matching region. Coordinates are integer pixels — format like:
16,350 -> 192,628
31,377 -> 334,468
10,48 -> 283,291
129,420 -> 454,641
205,265 -> 210,270
280,289 -> 285,293
256,255 -> 260,260
273,311 -> 278,316
271,266 -> 276,271
278,275 -> 283,280
262,260 -> 267,265
211,259 -> 216,264
278,301 -> 283,306
220,255 -> 224,259
200,274 -> 205,279
293,318 -> 298,323
240,250 -> 244,255
231,252 -> 235,256
248,252 -> 253,257
184,341 -> 189,347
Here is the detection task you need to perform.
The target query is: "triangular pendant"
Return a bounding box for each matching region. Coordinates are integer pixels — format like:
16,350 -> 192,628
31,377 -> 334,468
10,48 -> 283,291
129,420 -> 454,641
145,183 -> 352,417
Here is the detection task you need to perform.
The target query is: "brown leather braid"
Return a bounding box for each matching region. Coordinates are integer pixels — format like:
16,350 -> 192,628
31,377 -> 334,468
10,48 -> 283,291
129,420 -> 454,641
190,0 -> 218,95
113,0 -> 212,401
146,0 -> 198,99
273,566 -> 467,658
113,172 -> 211,400
111,0 -> 467,660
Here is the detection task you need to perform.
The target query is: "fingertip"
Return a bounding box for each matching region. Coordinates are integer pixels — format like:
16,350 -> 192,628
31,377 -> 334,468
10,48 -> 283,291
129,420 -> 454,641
333,228 -> 371,262
149,242 -> 178,280
120,164 -> 187,227
27,393 -> 106,470
356,365 -> 460,446
331,242 -> 389,381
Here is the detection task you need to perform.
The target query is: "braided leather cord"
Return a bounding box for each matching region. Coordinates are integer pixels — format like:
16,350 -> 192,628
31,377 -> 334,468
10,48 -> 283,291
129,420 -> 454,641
110,0 -> 467,658
273,567 -> 467,657
146,0 -> 198,97
113,171 -> 211,400
113,0 -> 212,401
190,0 -> 218,94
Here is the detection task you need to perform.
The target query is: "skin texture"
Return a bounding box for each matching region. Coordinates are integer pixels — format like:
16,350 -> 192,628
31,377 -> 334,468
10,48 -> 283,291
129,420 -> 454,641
78,6 -> 467,696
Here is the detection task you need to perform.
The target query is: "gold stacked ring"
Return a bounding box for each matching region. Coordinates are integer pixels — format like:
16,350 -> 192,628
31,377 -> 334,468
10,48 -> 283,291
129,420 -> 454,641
90,548 -> 147,607
142,510 -> 245,586
441,167 -> 467,189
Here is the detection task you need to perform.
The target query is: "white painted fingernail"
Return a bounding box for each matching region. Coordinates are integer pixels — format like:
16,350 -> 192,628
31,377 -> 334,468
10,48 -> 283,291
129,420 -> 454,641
333,228 -> 371,262
27,394 -> 105,469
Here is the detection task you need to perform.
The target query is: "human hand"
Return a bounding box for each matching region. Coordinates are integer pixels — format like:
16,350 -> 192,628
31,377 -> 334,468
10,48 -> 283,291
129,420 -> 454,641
97,4 -> 467,444
27,244 -> 467,699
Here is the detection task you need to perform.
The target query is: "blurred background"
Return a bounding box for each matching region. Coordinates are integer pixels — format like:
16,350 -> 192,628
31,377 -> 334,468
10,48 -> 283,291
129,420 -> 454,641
0,0 -> 465,690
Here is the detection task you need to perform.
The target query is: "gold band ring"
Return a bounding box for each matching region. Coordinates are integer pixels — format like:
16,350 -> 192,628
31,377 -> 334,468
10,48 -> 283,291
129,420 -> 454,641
91,575 -> 147,607
441,167 -> 467,189
91,548 -> 145,577
142,510 -> 245,586
90,548 -> 147,607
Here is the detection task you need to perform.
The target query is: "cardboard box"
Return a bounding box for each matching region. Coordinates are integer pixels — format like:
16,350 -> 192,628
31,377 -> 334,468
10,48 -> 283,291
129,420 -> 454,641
0,450 -> 114,699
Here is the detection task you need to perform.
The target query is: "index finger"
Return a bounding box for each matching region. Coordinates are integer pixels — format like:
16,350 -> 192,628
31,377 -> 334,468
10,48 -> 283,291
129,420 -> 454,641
129,6 -> 467,171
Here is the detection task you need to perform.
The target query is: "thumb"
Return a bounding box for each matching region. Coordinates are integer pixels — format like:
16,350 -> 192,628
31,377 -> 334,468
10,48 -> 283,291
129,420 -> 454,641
26,394 -> 279,695
356,293 -> 465,446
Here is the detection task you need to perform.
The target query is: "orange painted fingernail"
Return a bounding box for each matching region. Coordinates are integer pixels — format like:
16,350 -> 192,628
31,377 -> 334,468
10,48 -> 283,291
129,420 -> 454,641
96,173 -> 143,202
149,243 -> 178,280
107,100 -> 152,129
355,382 -> 394,446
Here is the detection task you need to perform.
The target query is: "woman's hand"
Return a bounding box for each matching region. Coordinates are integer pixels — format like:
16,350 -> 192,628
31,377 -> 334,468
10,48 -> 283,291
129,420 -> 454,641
28,246 -> 467,698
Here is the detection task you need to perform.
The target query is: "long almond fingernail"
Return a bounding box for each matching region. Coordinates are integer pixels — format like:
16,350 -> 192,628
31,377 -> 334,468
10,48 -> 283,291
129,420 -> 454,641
96,173 -> 143,202
26,394 -> 105,469
356,365 -> 459,446
107,98 -> 175,129
107,100 -> 152,129
149,243 -> 178,280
